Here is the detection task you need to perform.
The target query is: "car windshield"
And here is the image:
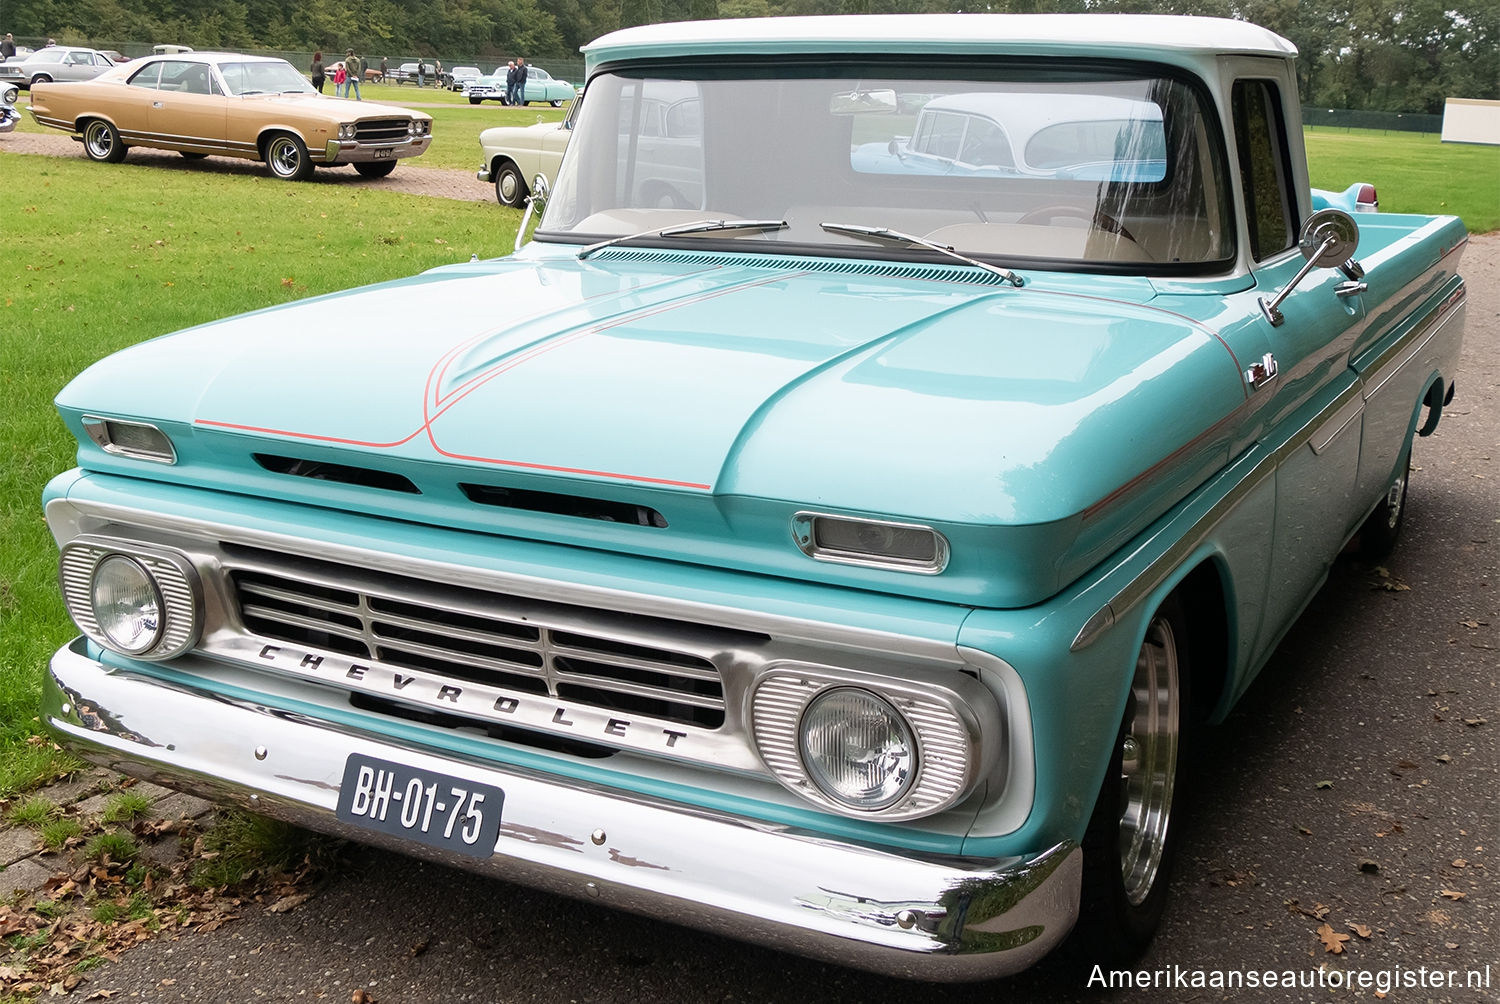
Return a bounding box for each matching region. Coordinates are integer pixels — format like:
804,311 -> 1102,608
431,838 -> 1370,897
539,60 -> 1234,271
219,60 -> 314,96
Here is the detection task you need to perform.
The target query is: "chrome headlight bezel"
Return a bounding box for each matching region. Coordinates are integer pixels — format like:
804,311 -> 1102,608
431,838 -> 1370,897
61,540 -> 201,660
338,123 -> 357,141
2,85 -> 18,105
751,665 -> 1001,821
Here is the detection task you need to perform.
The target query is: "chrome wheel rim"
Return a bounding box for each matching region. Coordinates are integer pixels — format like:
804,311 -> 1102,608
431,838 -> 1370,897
85,122 -> 114,158
268,138 -> 300,177
1118,615 -> 1180,906
498,170 -> 520,204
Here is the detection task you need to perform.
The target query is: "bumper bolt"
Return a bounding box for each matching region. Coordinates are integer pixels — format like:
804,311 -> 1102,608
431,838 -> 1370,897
585,881 -> 600,898
896,910 -> 921,930
591,829 -> 607,846
254,745 -> 268,761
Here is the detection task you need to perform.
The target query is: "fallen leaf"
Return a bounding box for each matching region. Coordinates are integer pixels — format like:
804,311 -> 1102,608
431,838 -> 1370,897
1435,754 -> 1453,764
1446,941 -> 1460,949
1348,922 -> 1373,938
1451,858 -> 1468,868
1440,889 -> 1466,900
1315,780 -> 1335,790
267,893 -> 312,914
1318,922 -> 1351,954
1463,718 -> 1487,727
351,991 -> 377,1004
281,277 -> 295,287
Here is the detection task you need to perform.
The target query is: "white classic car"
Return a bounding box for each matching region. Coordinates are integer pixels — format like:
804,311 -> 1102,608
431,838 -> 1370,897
477,102 -> 574,206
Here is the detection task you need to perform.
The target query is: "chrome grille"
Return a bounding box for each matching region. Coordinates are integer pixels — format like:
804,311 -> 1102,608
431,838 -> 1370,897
230,565 -> 727,729
354,119 -> 411,144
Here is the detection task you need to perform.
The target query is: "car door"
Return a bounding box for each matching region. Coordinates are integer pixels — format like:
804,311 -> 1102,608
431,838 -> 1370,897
145,59 -> 227,152
1228,75 -> 1368,660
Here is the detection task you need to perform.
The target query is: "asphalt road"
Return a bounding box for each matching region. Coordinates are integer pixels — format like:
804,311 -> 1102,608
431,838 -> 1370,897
68,239 -> 1500,1002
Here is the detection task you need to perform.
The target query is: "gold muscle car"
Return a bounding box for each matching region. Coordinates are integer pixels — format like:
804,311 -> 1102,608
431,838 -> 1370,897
27,52 -> 432,180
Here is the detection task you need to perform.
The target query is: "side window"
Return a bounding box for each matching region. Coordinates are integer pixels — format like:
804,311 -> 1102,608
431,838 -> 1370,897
1232,79 -> 1296,261
128,62 -> 162,89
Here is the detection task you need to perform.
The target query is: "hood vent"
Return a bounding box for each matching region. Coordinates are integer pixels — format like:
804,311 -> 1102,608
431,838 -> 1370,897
254,454 -> 421,494
461,483 -> 667,528
589,247 -> 1014,287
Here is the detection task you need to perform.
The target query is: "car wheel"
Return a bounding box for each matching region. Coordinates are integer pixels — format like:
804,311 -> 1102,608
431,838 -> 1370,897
354,161 -> 397,179
494,162 -> 528,208
82,119 -> 126,163
1074,595 -> 1189,963
1357,446 -> 1411,559
30,73 -> 52,87
550,99 -> 562,107
264,132 -> 312,181
469,97 -> 481,105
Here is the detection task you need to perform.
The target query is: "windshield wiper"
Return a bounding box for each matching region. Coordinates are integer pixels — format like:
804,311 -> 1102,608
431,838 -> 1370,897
819,222 -> 1024,287
577,219 -> 788,260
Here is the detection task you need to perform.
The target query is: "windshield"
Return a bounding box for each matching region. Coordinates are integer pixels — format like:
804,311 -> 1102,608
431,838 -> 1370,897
219,60 -> 315,96
540,60 -> 1233,271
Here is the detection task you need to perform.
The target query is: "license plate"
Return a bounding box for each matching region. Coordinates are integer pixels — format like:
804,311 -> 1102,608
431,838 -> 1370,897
373,148 -> 393,159
335,754 -> 504,858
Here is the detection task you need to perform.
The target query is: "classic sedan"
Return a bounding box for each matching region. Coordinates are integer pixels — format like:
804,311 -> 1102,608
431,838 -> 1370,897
465,65 -> 574,106
0,46 -> 115,89
477,103 -> 573,206
27,52 -> 432,180
446,65 -> 482,91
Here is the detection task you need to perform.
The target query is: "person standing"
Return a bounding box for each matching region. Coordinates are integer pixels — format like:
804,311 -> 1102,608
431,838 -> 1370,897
380,56 -> 388,83
333,59 -> 347,97
310,51 -> 325,93
416,58 -> 426,88
435,58 -> 443,87
1,34 -> 16,60
344,49 -> 363,99
514,56 -> 529,106
504,60 -> 517,105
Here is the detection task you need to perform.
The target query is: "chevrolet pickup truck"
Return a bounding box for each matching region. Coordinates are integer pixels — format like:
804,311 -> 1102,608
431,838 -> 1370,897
42,13 -> 1467,980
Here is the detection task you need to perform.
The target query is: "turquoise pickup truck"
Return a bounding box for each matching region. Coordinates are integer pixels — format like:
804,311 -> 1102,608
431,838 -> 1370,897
42,13 -> 1467,980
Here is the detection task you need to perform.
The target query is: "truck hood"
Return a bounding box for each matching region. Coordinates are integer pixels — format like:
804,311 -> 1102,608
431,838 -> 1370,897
57,250 -> 1246,604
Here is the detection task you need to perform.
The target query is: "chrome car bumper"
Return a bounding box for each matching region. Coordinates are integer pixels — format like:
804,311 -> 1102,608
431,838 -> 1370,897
322,137 -> 430,165
45,637 -> 1080,981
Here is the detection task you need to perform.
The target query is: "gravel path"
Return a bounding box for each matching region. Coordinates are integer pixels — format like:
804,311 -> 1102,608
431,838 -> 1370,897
0,130 -> 494,202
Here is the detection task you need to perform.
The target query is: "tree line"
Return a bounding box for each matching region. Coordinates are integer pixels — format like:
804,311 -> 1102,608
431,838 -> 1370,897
3,0 -> 1494,113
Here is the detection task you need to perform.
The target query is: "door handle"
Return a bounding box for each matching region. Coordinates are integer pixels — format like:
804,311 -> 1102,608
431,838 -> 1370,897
1335,280 -> 1367,298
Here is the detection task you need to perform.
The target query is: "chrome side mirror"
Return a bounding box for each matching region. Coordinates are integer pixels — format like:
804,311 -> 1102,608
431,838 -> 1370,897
513,174 -> 551,253
1259,209 -> 1362,327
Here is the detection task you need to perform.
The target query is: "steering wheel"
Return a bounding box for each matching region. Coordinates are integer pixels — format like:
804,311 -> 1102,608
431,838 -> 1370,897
1016,205 -> 1137,243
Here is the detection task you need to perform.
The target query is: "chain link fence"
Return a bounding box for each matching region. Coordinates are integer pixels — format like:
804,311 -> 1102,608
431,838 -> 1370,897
1302,106 -> 1443,135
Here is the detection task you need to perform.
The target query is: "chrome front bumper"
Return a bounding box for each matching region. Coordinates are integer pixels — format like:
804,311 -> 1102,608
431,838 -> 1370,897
321,137 -> 430,164
45,638 -> 1079,981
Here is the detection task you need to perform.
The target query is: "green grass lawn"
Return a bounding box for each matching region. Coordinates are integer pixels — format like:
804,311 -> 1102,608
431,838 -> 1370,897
0,156 -> 517,797
0,120 -> 1492,799
1305,129 -> 1500,233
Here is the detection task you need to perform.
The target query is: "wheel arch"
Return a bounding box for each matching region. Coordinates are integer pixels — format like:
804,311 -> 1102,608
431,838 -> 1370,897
74,112 -> 121,133
256,125 -> 312,160
1127,552 -> 1233,729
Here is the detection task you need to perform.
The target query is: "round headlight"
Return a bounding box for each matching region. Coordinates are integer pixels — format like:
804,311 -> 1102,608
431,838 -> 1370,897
799,688 -> 916,810
2,86 -> 17,105
90,555 -> 163,655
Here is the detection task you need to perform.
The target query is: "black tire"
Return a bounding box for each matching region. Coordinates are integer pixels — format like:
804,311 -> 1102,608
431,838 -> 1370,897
264,132 -> 313,181
1072,594 -> 1190,965
1357,446 -> 1411,559
180,151 -> 208,160
550,99 -> 562,107
493,161 -> 528,208
354,160 -> 397,179
469,97 -> 481,105
30,73 -> 52,88
81,119 -> 126,163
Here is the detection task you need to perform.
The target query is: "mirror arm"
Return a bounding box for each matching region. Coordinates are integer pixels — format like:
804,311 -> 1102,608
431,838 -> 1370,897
1258,233 -> 1336,327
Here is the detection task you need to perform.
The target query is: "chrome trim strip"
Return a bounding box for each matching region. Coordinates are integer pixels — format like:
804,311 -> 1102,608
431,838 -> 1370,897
1308,383 -> 1364,456
1361,290 -> 1462,400
46,641 -> 1079,981
790,511 -> 951,575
